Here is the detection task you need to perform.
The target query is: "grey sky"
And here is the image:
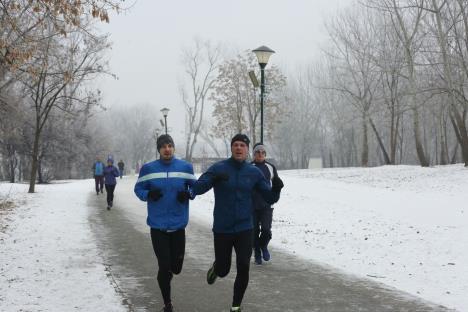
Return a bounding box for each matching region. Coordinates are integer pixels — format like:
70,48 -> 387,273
97,0 -> 353,142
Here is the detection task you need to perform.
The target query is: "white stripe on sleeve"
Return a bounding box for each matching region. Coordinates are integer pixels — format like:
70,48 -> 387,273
168,172 -> 197,180
137,172 -> 167,183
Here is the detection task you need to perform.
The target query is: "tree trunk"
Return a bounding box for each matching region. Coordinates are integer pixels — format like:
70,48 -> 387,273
452,109 -> 468,166
443,116 -> 450,165
28,126 -> 41,193
37,157 -> 43,184
9,157 -> 15,183
439,111 -> 448,165
188,134 -> 197,162
412,106 -> 429,167
390,107 -> 396,164
369,116 -> 392,165
185,131 -> 191,161
361,113 -> 369,167
450,143 -> 459,164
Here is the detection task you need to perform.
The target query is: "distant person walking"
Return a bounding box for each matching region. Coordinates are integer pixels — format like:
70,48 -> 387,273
117,160 -> 125,179
134,134 -> 196,312
251,143 -> 281,265
103,156 -> 120,210
92,157 -> 105,195
189,134 -> 284,312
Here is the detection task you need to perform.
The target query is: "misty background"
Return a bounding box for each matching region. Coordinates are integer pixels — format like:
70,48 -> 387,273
2,0 -> 468,192
95,0 -> 351,157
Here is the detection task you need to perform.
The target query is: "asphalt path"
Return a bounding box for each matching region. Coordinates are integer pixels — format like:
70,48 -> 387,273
88,176 -> 451,312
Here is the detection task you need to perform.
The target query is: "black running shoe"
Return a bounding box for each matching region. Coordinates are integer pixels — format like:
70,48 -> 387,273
206,262 -> 217,285
162,303 -> 173,312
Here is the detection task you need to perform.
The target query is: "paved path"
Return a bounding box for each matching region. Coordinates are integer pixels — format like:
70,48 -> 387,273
88,177 -> 451,312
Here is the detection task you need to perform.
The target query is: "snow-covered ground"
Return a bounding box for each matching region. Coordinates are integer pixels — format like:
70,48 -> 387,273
190,164 -> 468,312
0,181 -> 127,312
1,164 -> 468,311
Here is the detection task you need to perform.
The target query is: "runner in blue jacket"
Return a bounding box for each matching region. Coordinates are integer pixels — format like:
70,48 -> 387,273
92,157 -> 105,195
103,156 -> 120,210
190,133 -> 284,312
134,134 -> 195,312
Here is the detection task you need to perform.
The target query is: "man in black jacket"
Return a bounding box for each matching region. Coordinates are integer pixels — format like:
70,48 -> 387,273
251,143 -> 280,265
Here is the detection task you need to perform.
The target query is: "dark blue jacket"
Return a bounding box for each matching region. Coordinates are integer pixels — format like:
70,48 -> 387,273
191,157 -> 280,233
104,165 -> 120,185
134,157 -> 196,230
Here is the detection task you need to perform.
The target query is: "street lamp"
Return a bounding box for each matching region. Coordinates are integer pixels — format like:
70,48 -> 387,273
252,45 -> 275,144
154,127 -> 161,158
160,107 -> 170,134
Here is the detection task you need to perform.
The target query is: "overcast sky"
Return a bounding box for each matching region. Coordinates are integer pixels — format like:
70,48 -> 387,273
97,0 -> 354,142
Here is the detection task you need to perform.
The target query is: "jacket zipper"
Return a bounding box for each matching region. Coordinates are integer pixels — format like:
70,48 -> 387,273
233,168 -> 239,233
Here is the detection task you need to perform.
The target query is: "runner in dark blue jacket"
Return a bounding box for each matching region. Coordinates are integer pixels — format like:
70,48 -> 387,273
134,134 -> 195,312
190,133 -> 284,312
103,156 -> 120,210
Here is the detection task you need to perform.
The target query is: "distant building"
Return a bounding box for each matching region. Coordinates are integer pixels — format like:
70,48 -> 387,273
308,157 -> 323,169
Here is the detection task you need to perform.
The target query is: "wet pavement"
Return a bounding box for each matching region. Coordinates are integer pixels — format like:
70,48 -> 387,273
88,177 -> 451,312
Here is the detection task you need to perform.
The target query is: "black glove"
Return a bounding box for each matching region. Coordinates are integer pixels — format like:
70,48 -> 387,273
148,188 -> 163,201
272,175 -> 284,193
212,172 -> 229,185
177,190 -> 190,203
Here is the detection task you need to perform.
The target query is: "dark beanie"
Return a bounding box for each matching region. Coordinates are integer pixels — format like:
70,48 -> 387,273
231,133 -> 250,146
157,134 -> 174,151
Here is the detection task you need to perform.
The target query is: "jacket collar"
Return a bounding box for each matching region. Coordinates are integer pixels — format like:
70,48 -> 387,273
159,156 -> 175,166
228,157 -> 247,169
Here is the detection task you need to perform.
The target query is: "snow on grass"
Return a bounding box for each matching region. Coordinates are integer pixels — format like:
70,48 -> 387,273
191,164 -> 468,311
273,165 -> 468,311
1,164 -> 467,311
0,181 -> 126,312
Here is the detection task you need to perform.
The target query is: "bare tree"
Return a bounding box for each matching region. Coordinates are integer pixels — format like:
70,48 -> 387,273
367,0 -> 430,166
324,7 -> 385,166
180,38 -> 220,161
19,21 -> 109,192
0,0 -> 121,73
422,0 -> 468,166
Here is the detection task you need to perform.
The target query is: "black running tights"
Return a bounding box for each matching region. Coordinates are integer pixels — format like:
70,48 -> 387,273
213,229 -> 253,307
104,184 -> 115,205
150,228 -> 186,305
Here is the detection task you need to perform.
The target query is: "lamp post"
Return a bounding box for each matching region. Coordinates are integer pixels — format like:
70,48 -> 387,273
154,127 -> 161,158
160,107 -> 170,134
252,45 -> 275,144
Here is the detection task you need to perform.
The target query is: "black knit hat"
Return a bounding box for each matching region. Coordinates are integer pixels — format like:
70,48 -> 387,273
231,133 -> 250,146
157,134 -> 174,151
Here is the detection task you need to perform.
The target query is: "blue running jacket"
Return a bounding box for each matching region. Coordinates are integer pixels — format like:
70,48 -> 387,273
191,157 -> 280,233
134,157 -> 196,230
